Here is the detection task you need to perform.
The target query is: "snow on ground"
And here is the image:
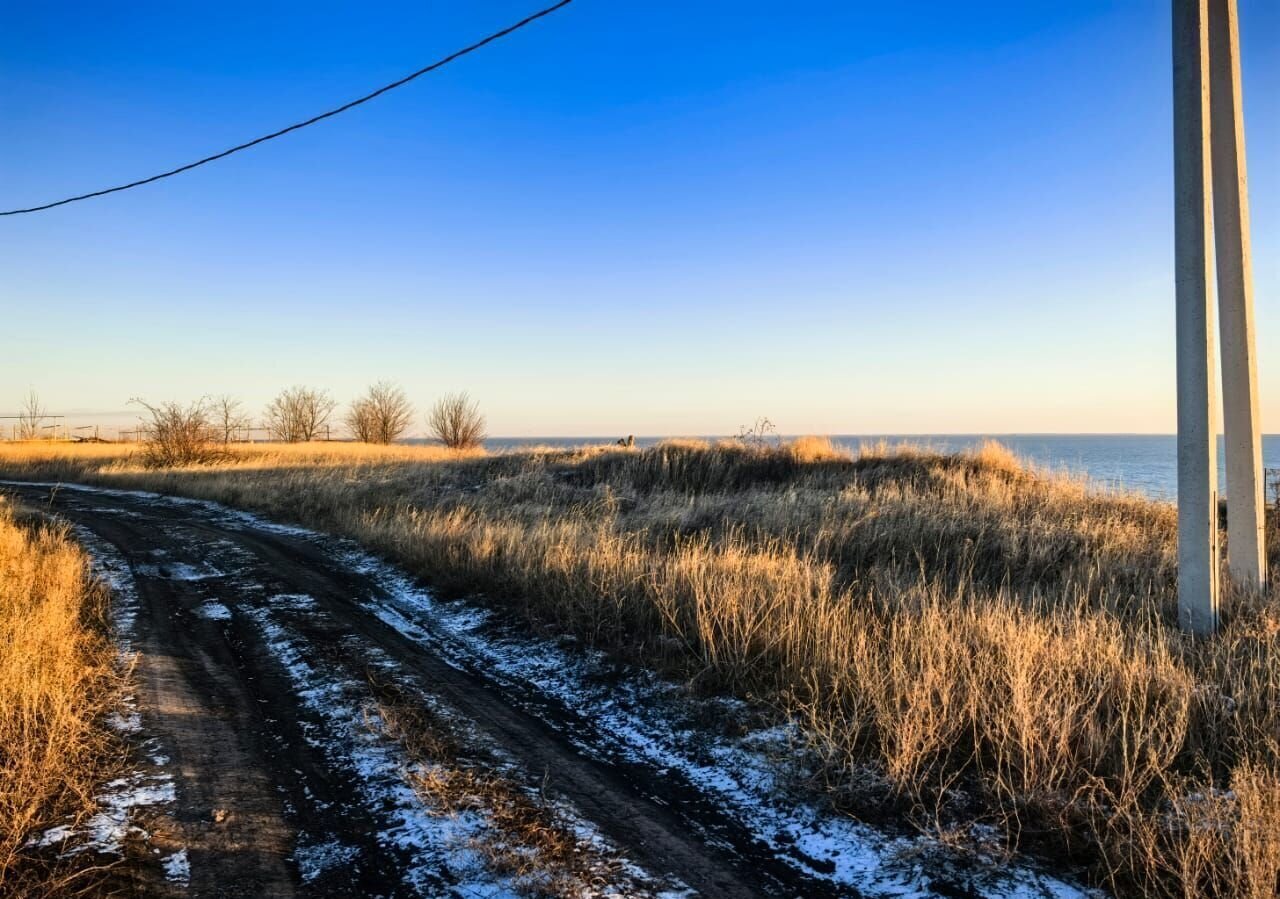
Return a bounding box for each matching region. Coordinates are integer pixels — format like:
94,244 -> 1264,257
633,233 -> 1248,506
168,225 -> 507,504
195,600 -> 233,620
162,847 -> 191,884
352,560 -> 1101,899
246,604 -> 527,898
10,481 -> 1105,898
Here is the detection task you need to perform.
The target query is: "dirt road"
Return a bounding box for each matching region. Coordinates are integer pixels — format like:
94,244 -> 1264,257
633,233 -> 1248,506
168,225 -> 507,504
8,482 -> 856,899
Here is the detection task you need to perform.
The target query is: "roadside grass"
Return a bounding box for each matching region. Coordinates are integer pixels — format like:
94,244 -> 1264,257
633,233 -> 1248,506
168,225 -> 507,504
0,496 -> 121,897
1,438 -> 1278,897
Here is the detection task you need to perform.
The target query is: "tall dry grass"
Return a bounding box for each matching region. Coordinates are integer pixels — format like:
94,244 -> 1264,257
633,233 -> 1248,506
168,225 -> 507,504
1,438 -> 1278,896
0,497 -> 120,897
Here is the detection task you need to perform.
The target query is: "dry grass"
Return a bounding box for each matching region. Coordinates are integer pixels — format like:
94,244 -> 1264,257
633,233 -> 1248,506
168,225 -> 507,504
1,438 -> 1278,897
0,497 -> 121,897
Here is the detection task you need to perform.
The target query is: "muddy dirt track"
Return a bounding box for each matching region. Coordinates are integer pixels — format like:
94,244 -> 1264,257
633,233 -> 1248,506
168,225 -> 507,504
8,482 -> 858,899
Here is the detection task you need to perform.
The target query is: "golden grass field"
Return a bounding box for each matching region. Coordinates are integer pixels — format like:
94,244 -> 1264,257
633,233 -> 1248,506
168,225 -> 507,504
1,437 -> 1278,897
0,496 -> 120,897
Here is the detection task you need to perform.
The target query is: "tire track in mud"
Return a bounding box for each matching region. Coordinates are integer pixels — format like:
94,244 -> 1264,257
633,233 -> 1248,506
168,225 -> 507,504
8,483 -> 849,899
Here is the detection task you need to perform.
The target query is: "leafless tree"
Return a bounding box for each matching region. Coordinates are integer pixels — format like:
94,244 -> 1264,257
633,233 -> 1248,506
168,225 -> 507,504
427,392 -> 486,450
16,389 -> 46,440
212,395 -> 252,443
130,398 -> 222,467
264,386 -> 337,443
346,381 -> 414,444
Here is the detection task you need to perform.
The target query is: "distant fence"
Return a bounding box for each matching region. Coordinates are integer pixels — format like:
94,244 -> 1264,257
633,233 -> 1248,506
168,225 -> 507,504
0,415 -> 69,441
1266,468 -> 1280,508
116,425 -> 336,443
0,419 -> 339,444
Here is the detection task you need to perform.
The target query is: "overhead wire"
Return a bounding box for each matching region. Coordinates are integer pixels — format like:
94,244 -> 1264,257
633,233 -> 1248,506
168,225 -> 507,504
0,0 -> 574,216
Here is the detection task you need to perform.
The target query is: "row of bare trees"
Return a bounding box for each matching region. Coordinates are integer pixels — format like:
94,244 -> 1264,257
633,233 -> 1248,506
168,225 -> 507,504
129,384 -> 485,466
257,383 -> 484,448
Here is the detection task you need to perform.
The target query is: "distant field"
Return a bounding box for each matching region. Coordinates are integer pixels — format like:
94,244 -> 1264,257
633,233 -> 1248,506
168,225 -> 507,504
1,437 -> 1278,897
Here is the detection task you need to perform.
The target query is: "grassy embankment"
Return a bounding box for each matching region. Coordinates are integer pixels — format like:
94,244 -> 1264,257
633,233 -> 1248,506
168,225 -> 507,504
1,438 -> 1278,897
0,497 -> 121,897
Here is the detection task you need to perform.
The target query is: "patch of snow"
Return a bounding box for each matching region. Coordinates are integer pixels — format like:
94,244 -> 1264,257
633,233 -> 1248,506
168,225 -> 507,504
30,772 -> 176,856
293,839 -> 361,883
196,601 -> 233,621
136,561 -> 223,581
107,708 -> 143,734
269,593 -> 318,611
162,848 -> 190,883
69,523 -> 141,654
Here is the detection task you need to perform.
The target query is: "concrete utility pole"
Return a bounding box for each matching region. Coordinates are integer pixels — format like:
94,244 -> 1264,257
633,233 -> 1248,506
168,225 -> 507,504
1173,0 -> 1263,634
1209,0 -> 1265,590
1174,0 -> 1221,635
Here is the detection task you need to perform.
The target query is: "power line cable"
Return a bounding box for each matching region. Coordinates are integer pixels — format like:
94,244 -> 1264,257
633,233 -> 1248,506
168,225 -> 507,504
0,0 -> 573,216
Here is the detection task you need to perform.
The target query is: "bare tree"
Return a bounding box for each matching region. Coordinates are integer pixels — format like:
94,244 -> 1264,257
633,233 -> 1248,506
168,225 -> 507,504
16,389 -> 46,440
427,392 -> 486,450
346,381 -> 414,444
212,395 -> 252,443
264,386 -> 337,443
130,398 -> 222,467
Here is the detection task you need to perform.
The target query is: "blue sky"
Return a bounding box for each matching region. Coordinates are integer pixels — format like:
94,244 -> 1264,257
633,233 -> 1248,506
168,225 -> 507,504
1,1 -> 1277,436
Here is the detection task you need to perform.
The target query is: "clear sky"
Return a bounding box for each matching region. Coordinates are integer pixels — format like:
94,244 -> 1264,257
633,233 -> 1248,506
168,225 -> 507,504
1,1 -> 1277,437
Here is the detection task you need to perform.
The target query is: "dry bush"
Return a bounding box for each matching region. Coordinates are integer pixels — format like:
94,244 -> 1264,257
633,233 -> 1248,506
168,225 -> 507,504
264,386 -> 336,442
0,499 -> 120,896
428,392 -> 486,450
132,398 -> 224,468
0,438 -> 1277,896
346,381 -> 414,444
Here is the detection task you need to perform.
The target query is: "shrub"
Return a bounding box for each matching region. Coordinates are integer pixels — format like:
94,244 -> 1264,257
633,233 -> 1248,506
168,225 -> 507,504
347,381 -> 414,444
131,398 -> 223,467
428,392 -> 486,450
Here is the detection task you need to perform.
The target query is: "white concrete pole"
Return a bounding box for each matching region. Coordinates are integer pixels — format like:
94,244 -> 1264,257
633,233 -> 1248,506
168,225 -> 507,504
1173,0 -> 1221,634
1209,0 -> 1265,590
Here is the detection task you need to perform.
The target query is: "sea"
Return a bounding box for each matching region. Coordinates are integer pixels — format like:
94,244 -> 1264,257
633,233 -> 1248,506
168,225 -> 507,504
480,435 -> 1280,502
